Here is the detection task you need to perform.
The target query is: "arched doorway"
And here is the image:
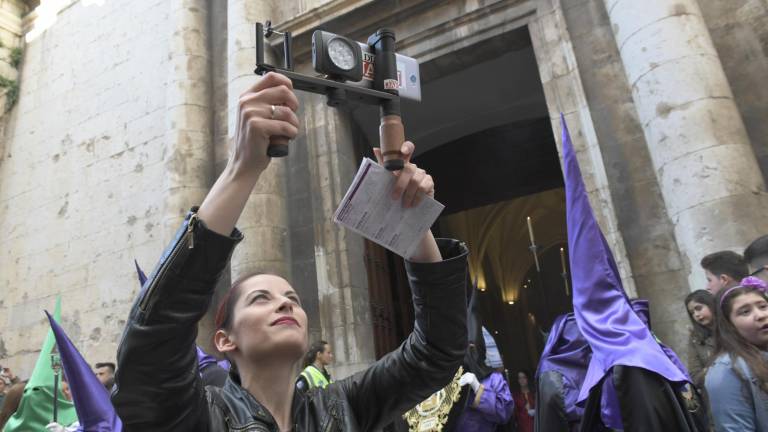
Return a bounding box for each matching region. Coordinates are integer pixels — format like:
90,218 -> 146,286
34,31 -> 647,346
358,26 -> 573,375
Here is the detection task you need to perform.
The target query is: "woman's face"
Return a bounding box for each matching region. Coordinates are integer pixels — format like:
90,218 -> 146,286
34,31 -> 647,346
729,292 -> 768,350
317,344 -> 334,366
222,274 -> 308,364
687,301 -> 713,327
517,372 -> 528,388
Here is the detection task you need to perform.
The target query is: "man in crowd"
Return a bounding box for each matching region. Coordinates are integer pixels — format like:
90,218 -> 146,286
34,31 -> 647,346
0,366 -> 19,407
94,362 -> 115,391
700,250 -> 748,294
744,235 -> 768,283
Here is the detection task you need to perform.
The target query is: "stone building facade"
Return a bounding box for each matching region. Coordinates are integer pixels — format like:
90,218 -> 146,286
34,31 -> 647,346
1,0 -> 767,379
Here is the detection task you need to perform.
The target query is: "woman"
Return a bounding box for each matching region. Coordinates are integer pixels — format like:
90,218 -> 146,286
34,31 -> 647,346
513,371 -> 535,432
455,339 -> 514,431
705,277 -> 768,431
296,340 -> 333,391
111,72 -> 468,431
685,290 -> 716,386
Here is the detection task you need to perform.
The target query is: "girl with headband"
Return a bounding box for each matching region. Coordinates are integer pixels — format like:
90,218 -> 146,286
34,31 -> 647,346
705,277 -> 768,431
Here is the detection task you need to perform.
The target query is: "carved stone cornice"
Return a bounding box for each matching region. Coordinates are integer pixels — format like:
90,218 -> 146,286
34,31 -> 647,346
270,0 -> 535,68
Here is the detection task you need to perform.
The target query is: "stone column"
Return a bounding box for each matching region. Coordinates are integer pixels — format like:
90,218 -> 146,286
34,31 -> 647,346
227,0 -> 289,279
303,94 -> 376,378
161,0 -> 214,238
603,0 -> 768,288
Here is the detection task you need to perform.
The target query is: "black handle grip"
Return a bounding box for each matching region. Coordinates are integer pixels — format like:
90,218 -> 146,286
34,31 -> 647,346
267,136 -> 290,157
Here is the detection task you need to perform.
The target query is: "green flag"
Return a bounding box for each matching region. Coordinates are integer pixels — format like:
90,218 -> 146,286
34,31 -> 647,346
3,297 -> 78,431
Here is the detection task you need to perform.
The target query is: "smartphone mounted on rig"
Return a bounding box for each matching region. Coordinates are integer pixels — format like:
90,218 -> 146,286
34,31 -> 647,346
254,21 -> 422,171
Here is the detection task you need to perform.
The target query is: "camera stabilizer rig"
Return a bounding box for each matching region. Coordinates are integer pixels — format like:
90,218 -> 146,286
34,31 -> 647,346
254,21 -> 422,171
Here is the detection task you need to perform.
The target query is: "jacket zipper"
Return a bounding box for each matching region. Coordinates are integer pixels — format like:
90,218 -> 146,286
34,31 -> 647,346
224,415 -> 271,432
187,213 -> 198,249
138,213 -> 198,312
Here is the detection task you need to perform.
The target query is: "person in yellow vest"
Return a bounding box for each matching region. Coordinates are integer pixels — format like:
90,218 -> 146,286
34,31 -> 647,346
296,340 -> 333,391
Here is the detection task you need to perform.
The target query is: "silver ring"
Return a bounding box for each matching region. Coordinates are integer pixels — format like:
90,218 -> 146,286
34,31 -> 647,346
270,104 -> 277,119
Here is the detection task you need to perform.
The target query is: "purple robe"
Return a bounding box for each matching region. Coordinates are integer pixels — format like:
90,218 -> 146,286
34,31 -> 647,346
196,346 -> 230,373
455,372 -> 514,432
536,313 -> 590,423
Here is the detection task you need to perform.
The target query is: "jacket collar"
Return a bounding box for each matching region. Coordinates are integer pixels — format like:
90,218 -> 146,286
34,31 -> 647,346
221,377 -> 306,428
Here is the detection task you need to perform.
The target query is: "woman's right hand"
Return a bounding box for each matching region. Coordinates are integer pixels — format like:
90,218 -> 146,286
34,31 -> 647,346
199,73 -> 300,236
230,72 -> 300,179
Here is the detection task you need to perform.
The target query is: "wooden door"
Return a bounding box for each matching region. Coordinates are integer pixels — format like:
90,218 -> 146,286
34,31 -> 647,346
363,240 -> 414,359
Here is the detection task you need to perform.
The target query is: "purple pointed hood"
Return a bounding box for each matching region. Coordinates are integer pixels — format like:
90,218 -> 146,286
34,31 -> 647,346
134,259 -> 147,288
561,113 -> 689,408
46,312 -> 122,431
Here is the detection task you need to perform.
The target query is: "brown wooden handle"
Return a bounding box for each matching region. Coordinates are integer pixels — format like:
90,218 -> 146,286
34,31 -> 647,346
379,115 -> 404,171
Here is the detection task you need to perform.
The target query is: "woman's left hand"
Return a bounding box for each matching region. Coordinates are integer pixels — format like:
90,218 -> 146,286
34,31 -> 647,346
374,141 -> 441,262
374,141 -> 434,208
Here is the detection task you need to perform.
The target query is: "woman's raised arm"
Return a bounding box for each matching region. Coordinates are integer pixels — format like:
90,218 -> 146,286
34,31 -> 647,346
112,72 -> 299,431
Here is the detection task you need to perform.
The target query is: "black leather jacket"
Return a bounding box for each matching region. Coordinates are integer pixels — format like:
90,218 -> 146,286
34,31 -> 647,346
112,210 -> 468,431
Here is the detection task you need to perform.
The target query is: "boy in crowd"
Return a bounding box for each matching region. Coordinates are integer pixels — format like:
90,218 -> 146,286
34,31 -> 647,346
700,251 -> 748,294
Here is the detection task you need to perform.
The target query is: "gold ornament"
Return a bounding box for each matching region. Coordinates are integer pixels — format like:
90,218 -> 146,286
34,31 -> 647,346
403,367 -> 464,432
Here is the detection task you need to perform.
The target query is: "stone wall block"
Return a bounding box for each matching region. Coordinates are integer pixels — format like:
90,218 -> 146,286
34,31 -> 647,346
229,47 -> 258,84
646,97 -> 754,170
620,24 -> 718,88
631,56 -> 733,124
673,193 -> 768,286
658,145 -> 765,217
552,73 -> 585,115
632,269 -> 692,354
170,54 -> 211,83
250,160 -> 287,195
610,0 -> 705,45
232,192 -> 287,230
230,225 -> 289,273
163,156 -> 211,192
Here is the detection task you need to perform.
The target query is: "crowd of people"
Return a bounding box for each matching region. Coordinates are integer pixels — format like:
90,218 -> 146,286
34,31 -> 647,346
0,361 -> 114,430
0,73 -> 766,432
684,245 -> 768,431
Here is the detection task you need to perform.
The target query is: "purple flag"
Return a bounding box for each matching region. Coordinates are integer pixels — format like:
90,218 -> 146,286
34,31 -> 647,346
561,113 -> 688,411
45,312 -> 122,432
